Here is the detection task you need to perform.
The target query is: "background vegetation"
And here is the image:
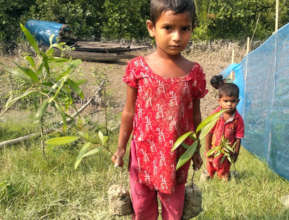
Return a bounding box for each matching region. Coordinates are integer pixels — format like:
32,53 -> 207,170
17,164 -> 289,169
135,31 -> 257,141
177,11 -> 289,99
1,0 -> 289,53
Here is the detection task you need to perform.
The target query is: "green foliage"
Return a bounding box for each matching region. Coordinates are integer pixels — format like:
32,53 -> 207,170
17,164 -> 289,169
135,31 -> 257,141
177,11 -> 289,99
1,24 -> 84,126
101,0 -> 149,40
172,110 -> 224,170
205,0 -> 275,40
207,136 -> 236,164
74,130 -> 109,170
0,0 -> 35,52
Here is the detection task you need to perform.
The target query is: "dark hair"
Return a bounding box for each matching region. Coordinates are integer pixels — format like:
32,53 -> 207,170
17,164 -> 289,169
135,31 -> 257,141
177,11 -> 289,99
150,0 -> 197,26
210,75 -> 239,98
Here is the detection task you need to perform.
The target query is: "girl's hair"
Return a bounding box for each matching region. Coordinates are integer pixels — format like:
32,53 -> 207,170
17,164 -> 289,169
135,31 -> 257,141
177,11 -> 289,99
210,75 -> 239,98
150,0 -> 197,26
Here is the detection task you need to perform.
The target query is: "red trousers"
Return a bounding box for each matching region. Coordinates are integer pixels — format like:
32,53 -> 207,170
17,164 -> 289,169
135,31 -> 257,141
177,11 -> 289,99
129,141 -> 185,220
206,156 -> 231,178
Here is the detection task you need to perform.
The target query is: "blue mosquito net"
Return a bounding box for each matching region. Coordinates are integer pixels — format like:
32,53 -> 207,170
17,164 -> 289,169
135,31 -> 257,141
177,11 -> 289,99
220,23 -> 289,181
25,20 -> 64,45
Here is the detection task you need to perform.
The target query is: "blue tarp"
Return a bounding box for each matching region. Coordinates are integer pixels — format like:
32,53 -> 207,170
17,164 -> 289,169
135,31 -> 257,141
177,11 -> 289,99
220,24 -> 289,181
25,20 -> 64,45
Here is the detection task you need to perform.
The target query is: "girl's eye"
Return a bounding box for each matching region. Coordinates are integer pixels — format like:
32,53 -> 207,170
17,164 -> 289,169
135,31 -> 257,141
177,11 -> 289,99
163,25 -> 172,30
182,26 -> 191,31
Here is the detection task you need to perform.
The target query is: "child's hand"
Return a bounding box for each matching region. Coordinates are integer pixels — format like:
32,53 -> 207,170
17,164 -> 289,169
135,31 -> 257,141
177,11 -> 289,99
207,155 -> 214,162
111,148 -> 126,167
231,152 -> 238,163
192,152 -> 203,170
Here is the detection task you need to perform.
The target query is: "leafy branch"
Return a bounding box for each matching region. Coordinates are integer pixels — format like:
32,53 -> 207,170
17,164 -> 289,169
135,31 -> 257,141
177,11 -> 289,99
207,136 -> 237,164
172,110 -> 225,170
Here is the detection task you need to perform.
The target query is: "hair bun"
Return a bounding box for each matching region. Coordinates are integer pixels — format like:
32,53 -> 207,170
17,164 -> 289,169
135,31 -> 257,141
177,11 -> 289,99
210,75 -> 224,89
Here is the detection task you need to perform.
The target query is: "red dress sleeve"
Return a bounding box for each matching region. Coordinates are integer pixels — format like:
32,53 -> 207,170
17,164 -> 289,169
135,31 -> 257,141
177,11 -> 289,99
123,58 -> 138,88
192,64 -> 208,99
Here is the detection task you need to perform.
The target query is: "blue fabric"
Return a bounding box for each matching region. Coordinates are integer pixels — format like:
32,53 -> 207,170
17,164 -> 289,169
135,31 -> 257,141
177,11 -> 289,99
25,20 -> 63,45
220,23 -> 289,180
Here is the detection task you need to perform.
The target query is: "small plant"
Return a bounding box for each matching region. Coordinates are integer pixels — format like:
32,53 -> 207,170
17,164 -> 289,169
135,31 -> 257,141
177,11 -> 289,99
0,24 -> 85,156
172,110 -> 225,170
206,136 -> 236,164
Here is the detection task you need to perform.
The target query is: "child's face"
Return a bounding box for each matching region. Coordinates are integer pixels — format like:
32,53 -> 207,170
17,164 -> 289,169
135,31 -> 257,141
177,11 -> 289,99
219,95 -> 239,114
147,10 -> 192,56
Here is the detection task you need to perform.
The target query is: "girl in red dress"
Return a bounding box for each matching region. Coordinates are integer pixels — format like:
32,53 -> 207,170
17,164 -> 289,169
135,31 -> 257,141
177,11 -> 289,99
112,0 -> 207,219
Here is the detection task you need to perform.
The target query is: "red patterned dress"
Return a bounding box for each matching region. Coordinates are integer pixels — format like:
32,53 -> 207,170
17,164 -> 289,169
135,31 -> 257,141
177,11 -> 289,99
123,56 -> 207,194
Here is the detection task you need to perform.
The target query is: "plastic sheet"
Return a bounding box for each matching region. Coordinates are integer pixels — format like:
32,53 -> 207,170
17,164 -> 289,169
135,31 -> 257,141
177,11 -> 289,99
25,20 -> 64,45
220,23 -> 289,180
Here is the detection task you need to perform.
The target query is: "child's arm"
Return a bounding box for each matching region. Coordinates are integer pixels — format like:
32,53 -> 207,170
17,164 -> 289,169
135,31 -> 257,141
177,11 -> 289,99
232,138 -> 241,162
192,99 -> 203,170
112,86 -> 137,167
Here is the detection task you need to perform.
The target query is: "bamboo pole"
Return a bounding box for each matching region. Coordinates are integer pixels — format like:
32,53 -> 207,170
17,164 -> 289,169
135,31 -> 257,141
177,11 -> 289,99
244,37 -> 250,81
228,49 -> 235,81
275,0 -> 279,33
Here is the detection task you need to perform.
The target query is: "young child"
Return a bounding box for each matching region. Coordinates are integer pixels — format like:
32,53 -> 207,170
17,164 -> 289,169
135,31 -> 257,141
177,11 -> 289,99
112,0 -> 208,219
204,75 -> 245,181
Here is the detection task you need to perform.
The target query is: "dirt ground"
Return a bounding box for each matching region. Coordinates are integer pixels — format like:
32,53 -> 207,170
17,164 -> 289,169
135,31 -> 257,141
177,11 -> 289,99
78,41 -> 247,120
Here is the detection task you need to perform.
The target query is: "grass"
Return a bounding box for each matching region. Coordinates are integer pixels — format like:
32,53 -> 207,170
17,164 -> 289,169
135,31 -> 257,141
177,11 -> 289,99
0,120 -> 288,220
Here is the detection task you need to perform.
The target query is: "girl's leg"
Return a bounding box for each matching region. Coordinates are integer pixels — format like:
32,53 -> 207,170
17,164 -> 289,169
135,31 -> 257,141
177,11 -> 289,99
217,159 -> 231,180
129,141 -> 158,219
207,160 -> 216,178
158,183 -> 186,220
129,170 -> 158,220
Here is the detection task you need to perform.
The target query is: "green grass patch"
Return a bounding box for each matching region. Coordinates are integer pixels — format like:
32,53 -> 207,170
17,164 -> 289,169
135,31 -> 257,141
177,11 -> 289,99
0,130 -> 288,219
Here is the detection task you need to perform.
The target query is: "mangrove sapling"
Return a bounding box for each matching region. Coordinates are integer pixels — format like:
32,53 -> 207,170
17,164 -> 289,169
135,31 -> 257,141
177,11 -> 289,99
0,24 -> 85,156
207,136 -> 240,182
172,110 -> 224,219
171,110 -> 225,170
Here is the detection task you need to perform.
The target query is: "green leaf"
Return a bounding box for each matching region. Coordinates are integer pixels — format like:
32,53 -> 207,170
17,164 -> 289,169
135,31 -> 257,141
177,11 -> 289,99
78,131 -> 99,144
74,143 -> 99,169
1,89 -> 36,115
220,155 -> 226,164
176,141 -> 198,170
196,110 -> 225,134
199,117 -> 219,140
35,100 -> 49,121
227,156 -> 232,163
15,63 -> 39,83
171,131 -> 193,152
215,151 -> 221,157
25,56 -> 36,69
98,130 -> 108,145
48,57 -> 69,63
182,143 -> 190,149
20,23 -> 40,54
67,79 -> 84,98
207,147 -> 217,157
225,145 -> 234,152
46,136 -> 79,146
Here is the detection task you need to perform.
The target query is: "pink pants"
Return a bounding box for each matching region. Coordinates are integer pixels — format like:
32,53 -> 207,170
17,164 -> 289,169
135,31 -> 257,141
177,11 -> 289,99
129,141 -> 185,220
